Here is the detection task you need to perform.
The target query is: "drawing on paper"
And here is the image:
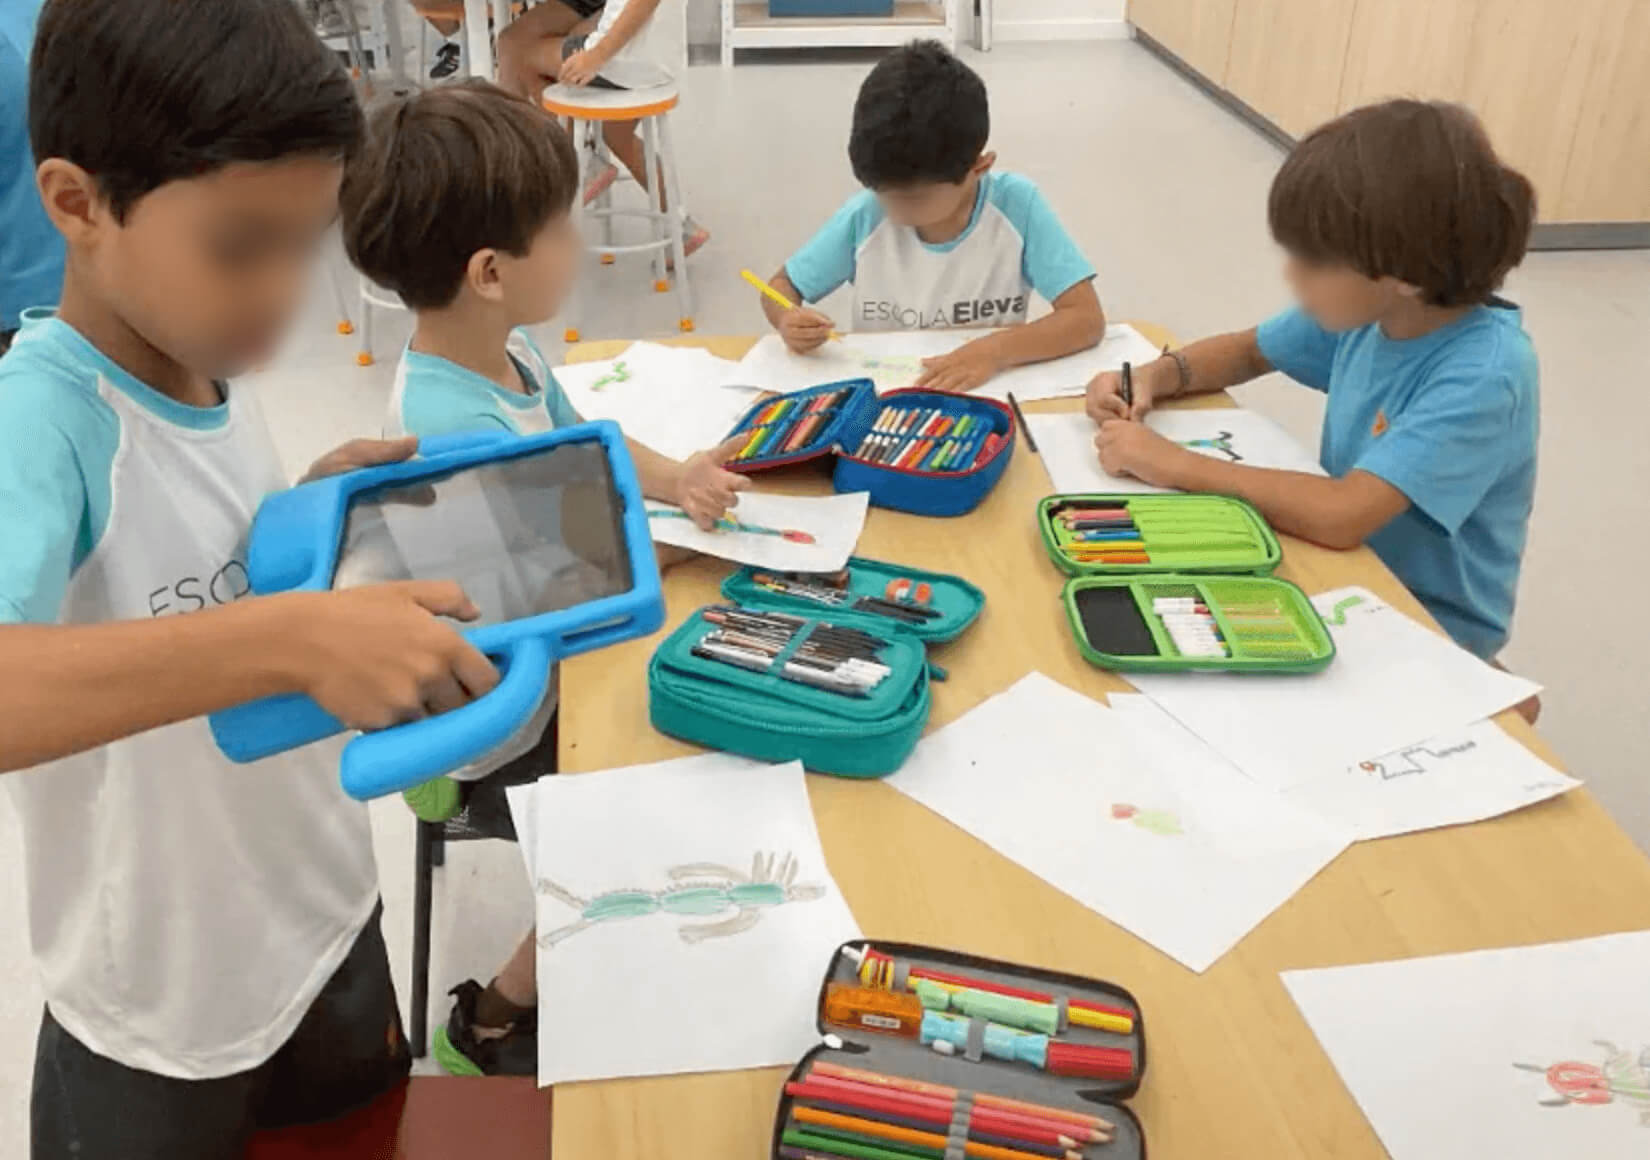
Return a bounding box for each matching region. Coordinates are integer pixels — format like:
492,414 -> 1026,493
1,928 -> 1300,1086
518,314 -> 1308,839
536,850 -> 827,947
1176,431 -> 1242,462
1321,594 -> 1367,626
1110,802 -> 1184,837
646,508 -> 817,544
1358,739 -> 1479,781
1514,1042 -> 1650,1125
590,360 -> 631,391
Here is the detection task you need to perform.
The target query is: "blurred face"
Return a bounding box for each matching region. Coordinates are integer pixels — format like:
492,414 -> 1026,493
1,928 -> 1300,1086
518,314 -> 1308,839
493,210 -> 582,327
1281,253 -> 1412,332
78,158 -> 343,378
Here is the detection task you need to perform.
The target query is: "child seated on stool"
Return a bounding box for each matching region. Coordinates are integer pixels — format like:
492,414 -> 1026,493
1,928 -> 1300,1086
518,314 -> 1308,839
760,40 -> 1105,393
1085,99 -> 1539,714
340,78 -> 745,1076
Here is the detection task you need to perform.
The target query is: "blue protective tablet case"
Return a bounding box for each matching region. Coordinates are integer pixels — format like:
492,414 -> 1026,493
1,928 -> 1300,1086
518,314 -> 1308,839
207,422 -> 664,800
723,380 -> 1016,517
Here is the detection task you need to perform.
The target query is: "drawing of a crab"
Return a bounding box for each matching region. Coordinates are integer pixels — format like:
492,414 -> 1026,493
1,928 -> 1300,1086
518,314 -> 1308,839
1515,1041 -> 1650,1126
535,850 -> 827,948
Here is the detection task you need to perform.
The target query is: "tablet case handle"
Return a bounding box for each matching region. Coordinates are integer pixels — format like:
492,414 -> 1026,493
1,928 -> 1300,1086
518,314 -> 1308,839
339,635 -> 552,801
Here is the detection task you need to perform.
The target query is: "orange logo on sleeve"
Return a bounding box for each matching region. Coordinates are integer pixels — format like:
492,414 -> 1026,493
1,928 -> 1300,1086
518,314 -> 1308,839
1372,409 -> 1390,437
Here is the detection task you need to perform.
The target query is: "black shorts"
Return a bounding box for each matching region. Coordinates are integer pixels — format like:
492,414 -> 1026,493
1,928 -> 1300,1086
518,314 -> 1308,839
31,902 -> 409,1160
559,0 -> 606,19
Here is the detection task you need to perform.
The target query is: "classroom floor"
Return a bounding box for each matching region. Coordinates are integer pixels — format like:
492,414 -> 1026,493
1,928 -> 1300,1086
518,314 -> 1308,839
0,36 -> 1646,1151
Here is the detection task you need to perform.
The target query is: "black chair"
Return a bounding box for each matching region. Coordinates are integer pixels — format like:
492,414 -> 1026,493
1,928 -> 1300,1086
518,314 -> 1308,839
409,716 -> 557,1057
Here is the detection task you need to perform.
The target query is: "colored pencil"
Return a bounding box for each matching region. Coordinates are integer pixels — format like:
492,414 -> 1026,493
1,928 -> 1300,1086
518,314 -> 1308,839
795,1097 -> 1070,1158
1005,392 -> 1037,453
785,1079 -> 1099,1146
854,947 -> 1135,1029
808,1061 -> 1114,1133
741,268 -> 844,341
793,1107 -> 1081,1160
784,1129 -> 935,1160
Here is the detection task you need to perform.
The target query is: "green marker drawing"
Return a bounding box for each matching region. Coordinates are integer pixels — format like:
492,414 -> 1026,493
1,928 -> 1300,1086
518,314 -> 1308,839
1322,594 -> 1367,626
1178,431 -> 1242,462
646,508 -> 816,544
591,359 -> 631,391
1110,802 -> 1183,837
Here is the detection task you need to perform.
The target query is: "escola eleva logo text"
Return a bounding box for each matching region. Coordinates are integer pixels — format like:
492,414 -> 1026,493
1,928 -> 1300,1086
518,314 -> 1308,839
859,295 -> 1028,329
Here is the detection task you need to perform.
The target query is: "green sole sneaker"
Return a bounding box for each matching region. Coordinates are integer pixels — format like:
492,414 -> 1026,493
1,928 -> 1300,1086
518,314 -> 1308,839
431,1026 -> 485,1077
402,777 -> 461,823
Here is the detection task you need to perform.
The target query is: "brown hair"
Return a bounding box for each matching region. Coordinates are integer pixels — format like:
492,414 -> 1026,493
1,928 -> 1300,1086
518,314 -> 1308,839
341,80 -> 579,310
1267,99 -> 1535,307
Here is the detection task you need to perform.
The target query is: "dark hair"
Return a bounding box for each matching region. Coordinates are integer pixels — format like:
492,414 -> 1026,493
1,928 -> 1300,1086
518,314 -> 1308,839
849,40 -> 989,189
341,81 -> 579,310
1268,99 -> 1535,308
30,0 -> 363,223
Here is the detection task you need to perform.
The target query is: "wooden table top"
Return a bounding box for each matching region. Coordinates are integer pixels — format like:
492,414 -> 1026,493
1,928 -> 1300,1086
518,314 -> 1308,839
551,327 -> 1650,1160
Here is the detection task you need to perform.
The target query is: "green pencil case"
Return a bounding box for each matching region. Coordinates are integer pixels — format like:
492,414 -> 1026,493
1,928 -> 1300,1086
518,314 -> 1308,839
1064,573 -> 1334,673
647,601 -> 935,778
770,940 -> 1146,1160
721,557 -> 984,645
1038,492 -> 1281,577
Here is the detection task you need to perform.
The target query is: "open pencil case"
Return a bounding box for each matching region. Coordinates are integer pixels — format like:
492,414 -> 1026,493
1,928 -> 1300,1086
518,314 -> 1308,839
724,380 -> 1016,517
647,601 -> 937,778
1038,493 -> 1281,577
1039,493 -> 1329,674
722,556 -> 984,645
772,940 -> 1146,1160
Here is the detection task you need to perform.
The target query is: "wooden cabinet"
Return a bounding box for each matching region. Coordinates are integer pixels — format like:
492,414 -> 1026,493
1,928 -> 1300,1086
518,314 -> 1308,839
1128,0 -> 1237,82
1224,0 -> 1357,138
1128,0 -> 1650,226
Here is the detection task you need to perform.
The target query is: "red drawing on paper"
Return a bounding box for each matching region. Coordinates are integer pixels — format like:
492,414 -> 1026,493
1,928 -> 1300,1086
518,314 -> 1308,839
1514,1042 -> 1650,1125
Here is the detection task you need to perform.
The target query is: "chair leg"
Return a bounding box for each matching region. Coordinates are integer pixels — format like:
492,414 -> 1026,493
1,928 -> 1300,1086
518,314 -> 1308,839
642,115 -> 667,293
410,820 -> 437,1057
328,260 -> 354,335
561,118 -> 585,342
656,111 -> 694,331
357,276 -> 375,366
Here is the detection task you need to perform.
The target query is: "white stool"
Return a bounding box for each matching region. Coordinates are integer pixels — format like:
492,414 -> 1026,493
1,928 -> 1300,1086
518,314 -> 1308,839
541,81 -> 694,341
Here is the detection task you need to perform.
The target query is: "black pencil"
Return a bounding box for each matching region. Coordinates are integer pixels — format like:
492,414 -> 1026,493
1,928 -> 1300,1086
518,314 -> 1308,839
1120,361 -> 1134,413
1006,391 -> 1038,454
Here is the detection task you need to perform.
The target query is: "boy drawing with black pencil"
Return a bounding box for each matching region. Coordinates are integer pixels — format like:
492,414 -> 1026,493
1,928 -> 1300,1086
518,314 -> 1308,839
0,2 -> 515,1154
1086,99 -> 1540,702
759,40 -> 1105,394
339,78 -> 747,1076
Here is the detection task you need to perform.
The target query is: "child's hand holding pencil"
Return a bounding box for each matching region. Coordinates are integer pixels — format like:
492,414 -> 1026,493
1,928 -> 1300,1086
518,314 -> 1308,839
744,268 -> 840,354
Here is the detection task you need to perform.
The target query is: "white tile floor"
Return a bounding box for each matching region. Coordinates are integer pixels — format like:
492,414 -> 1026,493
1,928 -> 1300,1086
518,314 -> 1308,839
2,38 -> 1648,1152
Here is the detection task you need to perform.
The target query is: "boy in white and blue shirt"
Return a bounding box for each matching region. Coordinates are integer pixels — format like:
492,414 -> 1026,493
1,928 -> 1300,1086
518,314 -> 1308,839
759,41 -> 1106,394
1087,99 -> 1539,676
342,79 -> 748,1078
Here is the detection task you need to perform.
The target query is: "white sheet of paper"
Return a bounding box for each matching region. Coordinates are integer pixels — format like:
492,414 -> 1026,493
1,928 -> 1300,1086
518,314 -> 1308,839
647,489 -> 868,572
722,324 -> 1163,401
885,674 -> 1351,972
1285,719 -> 1580,840
532,753 -> 860,1085
1028,408 -> 1325,496
1283,931 -> 1650,1160
555,341 -> 759,462
505,781 -> 539,886
1128,587 -> 1542,792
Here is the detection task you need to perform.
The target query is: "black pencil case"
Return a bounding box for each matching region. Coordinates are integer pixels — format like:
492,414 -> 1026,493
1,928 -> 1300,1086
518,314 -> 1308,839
772,940 -> 1147,1160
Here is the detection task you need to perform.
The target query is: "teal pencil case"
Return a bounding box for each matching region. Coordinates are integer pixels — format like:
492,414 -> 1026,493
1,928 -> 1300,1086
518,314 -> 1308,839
721,556 -> 984,645
647,601 -> 936,778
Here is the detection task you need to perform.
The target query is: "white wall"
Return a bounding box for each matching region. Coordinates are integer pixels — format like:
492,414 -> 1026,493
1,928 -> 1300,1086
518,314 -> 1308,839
684,0 -> 1129,56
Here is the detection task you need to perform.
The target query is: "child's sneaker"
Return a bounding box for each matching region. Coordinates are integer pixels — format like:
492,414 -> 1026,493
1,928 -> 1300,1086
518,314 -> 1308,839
402,776 -> 461,823
429,41 -> 461,80
433,980 -> 537,1077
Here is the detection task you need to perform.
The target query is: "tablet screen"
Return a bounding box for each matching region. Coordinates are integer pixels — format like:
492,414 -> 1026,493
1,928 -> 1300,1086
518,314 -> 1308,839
331,441 -> 633,627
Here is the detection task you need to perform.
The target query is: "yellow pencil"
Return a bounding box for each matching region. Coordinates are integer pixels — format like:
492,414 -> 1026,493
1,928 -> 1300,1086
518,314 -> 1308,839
740,268 -> 843,341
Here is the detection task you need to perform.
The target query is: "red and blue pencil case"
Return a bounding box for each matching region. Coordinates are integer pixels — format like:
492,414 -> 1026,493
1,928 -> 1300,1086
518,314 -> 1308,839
723,380 -> 1016,518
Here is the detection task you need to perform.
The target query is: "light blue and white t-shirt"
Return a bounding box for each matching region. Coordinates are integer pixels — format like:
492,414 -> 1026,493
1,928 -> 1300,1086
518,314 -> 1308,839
385,328 -> 577,438
0,319 -> 377,1078
784,171 -> 1095,332
385,328 -> 577,780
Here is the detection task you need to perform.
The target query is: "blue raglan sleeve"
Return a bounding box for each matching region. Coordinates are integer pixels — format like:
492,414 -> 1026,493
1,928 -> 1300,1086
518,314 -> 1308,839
783,191 -> 883,304
1354,366 -> 1522,536
0,377 -> 93,625
993,175 -> 1096,303
1255,306 -> 1339,391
